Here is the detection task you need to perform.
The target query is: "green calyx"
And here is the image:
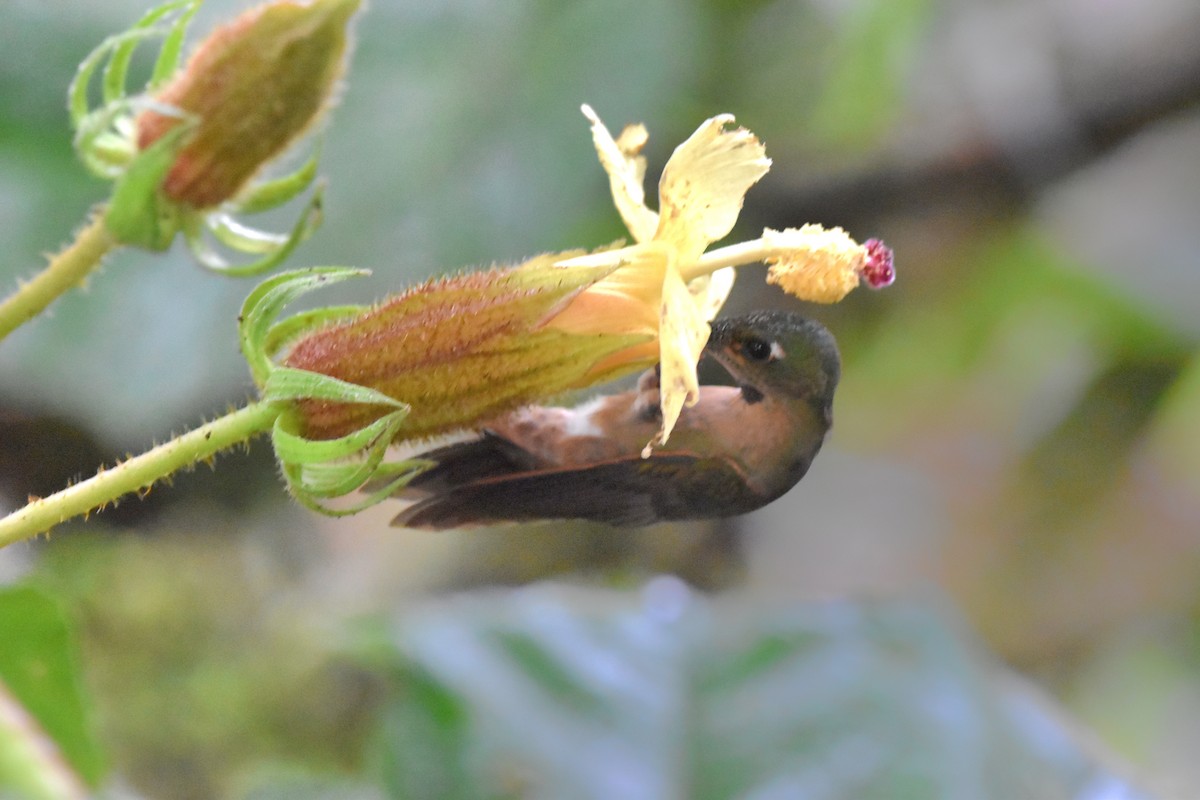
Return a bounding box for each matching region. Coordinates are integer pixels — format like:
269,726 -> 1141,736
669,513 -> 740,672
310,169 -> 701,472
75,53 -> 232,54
239,268 -> 428,516
70,0 -> 324,272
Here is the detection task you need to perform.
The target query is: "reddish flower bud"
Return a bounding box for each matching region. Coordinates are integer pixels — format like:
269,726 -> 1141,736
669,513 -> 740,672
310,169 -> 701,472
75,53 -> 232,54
136,0 -> 359,208
282,254 -> 651,441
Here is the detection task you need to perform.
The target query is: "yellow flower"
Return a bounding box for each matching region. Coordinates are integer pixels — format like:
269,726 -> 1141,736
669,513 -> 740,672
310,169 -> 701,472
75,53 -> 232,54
547,105 -> 894,451
547,105 -> 768,450
280,105 -> 894,457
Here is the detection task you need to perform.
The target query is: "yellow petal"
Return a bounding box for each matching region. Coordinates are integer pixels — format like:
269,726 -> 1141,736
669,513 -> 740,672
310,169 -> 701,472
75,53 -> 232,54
655,114 -> 771,264
549,244 -> 667,336
653,263 -> 711,452
687,265 -> 736,323
581,104 -> 658,243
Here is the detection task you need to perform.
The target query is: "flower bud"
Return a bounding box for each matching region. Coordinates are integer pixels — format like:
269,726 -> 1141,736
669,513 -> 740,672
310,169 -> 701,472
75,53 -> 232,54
282,254 -> 651,441
136,0 -> 359,208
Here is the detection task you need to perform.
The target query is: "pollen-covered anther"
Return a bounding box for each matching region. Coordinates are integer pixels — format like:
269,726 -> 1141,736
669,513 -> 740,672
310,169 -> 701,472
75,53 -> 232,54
759,225 -> 897,304
860,238 -> 895,289
762,225 -> 863,304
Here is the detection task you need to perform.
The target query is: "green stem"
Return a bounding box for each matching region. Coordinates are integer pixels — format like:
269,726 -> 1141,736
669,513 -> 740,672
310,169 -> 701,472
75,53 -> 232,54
0,401 -> 280,548
0,208 -> 120,341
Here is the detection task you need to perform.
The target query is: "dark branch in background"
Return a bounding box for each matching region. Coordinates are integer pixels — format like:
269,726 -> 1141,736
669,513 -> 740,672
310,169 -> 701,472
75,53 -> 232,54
755,61 -> 1200,228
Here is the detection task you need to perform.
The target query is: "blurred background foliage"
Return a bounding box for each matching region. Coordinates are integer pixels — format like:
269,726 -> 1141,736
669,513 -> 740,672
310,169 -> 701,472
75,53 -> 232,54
1,0 -> 1198,797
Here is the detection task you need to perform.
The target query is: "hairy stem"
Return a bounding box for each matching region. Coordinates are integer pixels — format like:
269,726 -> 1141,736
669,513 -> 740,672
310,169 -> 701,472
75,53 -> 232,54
0,402 -> 280,548
0,208 -> 119,341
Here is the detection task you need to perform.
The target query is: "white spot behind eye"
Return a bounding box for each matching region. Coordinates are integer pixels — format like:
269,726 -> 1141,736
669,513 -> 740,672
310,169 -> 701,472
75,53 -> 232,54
565,397 -> 606,437
769,341 -> 786,361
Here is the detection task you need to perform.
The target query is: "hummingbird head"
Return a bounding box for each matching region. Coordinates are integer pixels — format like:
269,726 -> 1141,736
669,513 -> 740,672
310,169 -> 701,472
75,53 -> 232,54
706,311 -> 841,422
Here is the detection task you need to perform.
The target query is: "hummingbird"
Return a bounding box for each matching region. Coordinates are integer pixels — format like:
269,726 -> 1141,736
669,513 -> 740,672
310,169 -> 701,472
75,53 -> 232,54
391,310 -> 841,529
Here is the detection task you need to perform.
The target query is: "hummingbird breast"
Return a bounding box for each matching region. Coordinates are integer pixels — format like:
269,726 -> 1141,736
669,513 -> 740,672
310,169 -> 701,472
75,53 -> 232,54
490,389 -> 664,466
491,382 -> 816,493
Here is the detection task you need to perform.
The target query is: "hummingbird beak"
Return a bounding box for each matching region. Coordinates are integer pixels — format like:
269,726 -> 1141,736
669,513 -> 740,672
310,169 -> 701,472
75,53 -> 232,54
702,335 -> 766,404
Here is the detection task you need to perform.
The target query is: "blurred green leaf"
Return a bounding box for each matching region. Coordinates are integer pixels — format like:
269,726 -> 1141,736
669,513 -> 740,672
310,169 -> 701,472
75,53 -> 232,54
807,0 -> 933,149
841,224 -> 1189,448
374,582 -> 1156,800
377,667 -> 476,800
0,586 -> 104,789
32,533 -> 383,798
1147,349 -> 1200,481
1016,354 -> 1185,529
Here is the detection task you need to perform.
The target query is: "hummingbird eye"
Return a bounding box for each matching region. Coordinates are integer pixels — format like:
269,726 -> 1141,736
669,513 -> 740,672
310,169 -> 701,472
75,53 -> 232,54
740,336 -> 773,362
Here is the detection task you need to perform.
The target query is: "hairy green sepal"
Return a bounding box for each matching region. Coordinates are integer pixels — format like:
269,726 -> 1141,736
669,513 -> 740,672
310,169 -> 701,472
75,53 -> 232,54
69,0 -> 323,271
105,122 -> 190,249
240,268 -> 430,514
70,0 -> 198,177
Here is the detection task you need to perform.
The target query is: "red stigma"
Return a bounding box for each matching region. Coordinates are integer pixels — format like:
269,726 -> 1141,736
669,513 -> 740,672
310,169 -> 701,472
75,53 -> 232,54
860,239 -> 895,289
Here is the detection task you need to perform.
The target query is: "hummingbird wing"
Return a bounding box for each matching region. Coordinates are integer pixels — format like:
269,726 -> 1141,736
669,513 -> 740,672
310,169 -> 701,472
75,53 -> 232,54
400,432 -> 542,498
391,451 -> 763,530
